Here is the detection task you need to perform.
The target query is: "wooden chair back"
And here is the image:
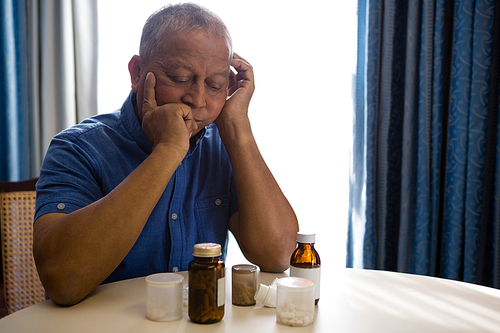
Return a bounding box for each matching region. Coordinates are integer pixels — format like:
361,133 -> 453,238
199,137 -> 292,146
0,179 -> 45,313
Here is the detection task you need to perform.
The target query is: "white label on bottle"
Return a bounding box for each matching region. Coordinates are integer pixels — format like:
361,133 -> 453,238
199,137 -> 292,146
290,266 -> 321,300
217,277 -> 225,307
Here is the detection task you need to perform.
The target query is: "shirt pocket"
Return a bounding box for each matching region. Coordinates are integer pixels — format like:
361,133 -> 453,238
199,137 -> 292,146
194,193 -> 231,245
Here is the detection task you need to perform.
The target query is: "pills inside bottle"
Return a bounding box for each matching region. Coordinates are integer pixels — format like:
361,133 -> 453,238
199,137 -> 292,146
276,277 -> 315,327
188,243 -> 225,324
232,264 -> 257,306
145,273 -> 184,322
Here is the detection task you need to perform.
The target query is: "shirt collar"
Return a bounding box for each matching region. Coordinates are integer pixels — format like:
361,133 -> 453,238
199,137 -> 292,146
120,90 -> 207,156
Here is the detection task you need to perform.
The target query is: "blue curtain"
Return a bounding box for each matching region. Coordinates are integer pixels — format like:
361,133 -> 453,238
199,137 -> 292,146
347,0 -> 500,288
0,0 -> 31,181
0,0 -> 98,182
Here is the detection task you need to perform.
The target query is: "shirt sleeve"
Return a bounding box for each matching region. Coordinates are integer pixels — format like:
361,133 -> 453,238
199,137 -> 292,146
35,133 -> 103,222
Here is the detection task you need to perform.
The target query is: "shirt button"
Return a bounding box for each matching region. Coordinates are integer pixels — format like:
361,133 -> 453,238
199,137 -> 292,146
172,267 -> 179,272
215,199 -> 222,206
171,213 -> 178,220
57,203 -> 65,210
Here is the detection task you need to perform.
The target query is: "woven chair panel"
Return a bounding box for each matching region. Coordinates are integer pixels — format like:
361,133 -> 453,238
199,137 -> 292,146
0,191 -> 45,313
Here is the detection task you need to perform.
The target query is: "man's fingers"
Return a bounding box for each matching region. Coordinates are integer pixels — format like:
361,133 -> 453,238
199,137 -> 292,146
178,105 -> 197,137
227,68 -> 238,96
230,53 -> 253,83
142,72 -> 157,114
227,54 -> 254,97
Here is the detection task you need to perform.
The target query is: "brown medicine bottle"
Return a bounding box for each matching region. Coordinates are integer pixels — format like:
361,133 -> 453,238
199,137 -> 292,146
290,232 -> 321,305
188,243 -> 225,324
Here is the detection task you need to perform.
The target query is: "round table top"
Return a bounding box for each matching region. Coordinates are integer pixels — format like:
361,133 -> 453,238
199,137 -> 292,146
1,267 -> 500,332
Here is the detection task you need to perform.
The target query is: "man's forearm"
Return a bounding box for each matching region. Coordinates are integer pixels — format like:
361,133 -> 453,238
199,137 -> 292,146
219,119 -> 299,272
33,145 -> 184,305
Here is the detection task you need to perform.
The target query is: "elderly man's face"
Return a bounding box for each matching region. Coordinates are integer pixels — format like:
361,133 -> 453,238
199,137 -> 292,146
132,30 -> 231,136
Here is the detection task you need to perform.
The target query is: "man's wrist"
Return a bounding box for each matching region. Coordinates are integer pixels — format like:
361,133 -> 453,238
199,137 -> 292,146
151,142 -> 187,165
216,116 -> 252,143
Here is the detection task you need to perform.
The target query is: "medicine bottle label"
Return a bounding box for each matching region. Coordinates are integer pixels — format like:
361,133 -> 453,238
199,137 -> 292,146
290,266 -> 321,300
217,277 -> 225,307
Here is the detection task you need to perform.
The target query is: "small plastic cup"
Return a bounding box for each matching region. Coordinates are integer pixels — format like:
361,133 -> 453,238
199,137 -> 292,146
276,277 -> 315,327
146,273 -> 184,321
232,264 -> 257,306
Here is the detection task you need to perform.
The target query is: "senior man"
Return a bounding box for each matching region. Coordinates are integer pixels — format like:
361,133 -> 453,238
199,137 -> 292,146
33,3 -> 298,306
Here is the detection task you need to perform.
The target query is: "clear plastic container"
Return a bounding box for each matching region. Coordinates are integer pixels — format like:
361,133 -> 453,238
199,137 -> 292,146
145,273 -> 184,321
276,277 -> 315,327
232,264 -> 257,306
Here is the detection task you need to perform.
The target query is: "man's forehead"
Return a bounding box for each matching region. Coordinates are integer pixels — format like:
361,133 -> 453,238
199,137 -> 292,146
159,58 -> 230,76
159,30 -> 228,51
166,56 -> 229,71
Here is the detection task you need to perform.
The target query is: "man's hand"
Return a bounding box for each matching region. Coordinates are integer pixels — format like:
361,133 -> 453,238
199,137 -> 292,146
216,53 -> 255,126
141,72 -> 196,155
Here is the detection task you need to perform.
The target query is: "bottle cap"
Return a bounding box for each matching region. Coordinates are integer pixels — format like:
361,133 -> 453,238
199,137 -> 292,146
297,232 -> 315,243
232,264 -> 257,274
254,278 -> 278,307
192,243 -> 221,257
146,273 -> 184,287
277,277 -> 315,292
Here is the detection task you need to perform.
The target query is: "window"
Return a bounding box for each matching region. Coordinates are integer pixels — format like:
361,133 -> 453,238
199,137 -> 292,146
98,1 -> 357,268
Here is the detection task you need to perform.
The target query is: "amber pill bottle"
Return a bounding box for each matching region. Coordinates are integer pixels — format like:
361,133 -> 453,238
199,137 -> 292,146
188,243 -> 225,324
290,232 -> 321,305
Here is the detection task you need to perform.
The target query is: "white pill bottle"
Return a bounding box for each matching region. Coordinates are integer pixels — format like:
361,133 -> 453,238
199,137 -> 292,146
276,277 -> 315,327
289,232 -> 321,305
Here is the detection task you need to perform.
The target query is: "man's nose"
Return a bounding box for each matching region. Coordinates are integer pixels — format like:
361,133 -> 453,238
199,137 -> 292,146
183,81 -> 206,109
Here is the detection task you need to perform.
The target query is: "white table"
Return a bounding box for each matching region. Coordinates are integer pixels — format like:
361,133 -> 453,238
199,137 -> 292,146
1,267 -> 500,332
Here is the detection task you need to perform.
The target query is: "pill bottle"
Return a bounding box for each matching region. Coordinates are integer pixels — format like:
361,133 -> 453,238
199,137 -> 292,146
254,278 -> 278,307
188,243 -> 225,324
145,273 -> 184,322
276,277 -> 315,327
290,232 -> 321,304
232,264 -> 257,306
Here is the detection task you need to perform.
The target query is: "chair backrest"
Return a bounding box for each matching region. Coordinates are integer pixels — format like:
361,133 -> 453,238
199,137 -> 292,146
0,179 -> 45,313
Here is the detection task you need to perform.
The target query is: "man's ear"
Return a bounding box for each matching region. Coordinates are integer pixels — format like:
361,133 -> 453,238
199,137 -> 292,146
128,55 -> 143,93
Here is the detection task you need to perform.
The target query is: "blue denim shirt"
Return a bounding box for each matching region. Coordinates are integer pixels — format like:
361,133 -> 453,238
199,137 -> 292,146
35,91 -> 238,284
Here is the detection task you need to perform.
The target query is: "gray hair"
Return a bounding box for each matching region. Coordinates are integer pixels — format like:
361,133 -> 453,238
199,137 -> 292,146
139,3 -> 232,62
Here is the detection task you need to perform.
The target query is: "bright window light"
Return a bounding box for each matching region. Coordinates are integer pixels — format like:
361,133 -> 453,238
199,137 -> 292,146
98,1 -> 357,268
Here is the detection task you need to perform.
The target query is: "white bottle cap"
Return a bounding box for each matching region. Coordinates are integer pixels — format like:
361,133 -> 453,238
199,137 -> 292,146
297,232 -> 315,243
254,279 -> 278,307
